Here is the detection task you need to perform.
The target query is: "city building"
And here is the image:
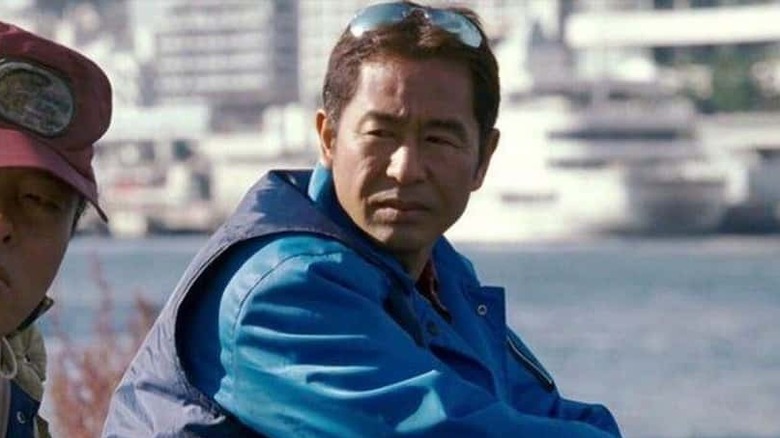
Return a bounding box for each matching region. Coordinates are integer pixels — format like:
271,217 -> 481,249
153,0 -> 299,130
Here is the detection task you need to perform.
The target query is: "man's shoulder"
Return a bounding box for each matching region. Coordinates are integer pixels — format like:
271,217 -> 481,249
215,233 -> 392,315
227,233 -> 385,282
257,233 -> 358,263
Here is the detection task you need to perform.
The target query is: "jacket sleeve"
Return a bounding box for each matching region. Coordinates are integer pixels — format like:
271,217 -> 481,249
214,242 -> 618,437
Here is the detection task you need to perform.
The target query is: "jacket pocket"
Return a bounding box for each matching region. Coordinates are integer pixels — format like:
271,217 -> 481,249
506,333 -> 556,392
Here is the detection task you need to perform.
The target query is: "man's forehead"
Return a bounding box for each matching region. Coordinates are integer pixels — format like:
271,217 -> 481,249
351,58 -> 477,131
357,56 -> 470,82
354,58 -> 472,106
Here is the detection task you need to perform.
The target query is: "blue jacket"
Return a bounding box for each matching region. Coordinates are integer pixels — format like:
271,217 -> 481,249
2,326 -> 49,438
2,380 -> 39,438
103,166 -> 621,437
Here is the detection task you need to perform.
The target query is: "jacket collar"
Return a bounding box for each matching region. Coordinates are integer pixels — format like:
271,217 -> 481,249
307,164 -> 355,234
307,165 -> 414,277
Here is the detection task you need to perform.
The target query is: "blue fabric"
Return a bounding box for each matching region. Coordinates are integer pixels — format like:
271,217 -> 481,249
103,167 -> 621,437
179,165 -> 621,437
6,381 -> 38,438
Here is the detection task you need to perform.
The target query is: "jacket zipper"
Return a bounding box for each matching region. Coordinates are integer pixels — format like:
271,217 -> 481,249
506,336 -> 555,392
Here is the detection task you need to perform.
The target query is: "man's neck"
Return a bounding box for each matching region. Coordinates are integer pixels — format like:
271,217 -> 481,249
393,247 -> 434,281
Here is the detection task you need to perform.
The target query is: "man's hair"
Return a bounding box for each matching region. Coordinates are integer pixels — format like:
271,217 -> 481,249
321,2 -> 500,164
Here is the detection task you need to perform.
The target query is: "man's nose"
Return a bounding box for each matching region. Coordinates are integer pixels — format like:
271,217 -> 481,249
386,140 -> 425,184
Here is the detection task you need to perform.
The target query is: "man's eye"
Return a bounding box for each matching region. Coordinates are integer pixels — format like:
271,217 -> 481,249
22,193 -> 61,211
367,129 -> 394,138
426,135 -> 458,147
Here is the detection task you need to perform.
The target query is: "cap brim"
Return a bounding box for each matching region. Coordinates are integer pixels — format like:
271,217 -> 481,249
0,128 -> 107,221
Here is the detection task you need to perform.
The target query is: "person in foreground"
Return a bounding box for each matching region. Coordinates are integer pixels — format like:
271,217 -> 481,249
0,21 -> 112,438
103,2 -> 621,437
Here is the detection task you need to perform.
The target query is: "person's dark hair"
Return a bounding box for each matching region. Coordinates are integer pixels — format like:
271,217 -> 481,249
322,1 -> 500,164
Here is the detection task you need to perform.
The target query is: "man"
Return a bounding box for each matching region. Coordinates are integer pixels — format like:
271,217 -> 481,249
0,20 -> 112,438
104,2 -> 621,437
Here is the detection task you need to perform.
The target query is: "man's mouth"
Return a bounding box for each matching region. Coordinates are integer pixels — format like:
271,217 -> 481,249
376,199 -> 428,212
372,198 -> 430,223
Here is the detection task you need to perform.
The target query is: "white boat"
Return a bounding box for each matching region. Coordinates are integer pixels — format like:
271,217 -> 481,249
91,135 -> 217,238
622,162 -> 727,234
542,79 -> 729,235
717,142 -> 780,233
447,96 -> 570,243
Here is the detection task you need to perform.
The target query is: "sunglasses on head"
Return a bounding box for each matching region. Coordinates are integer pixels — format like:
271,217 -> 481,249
348,2 -> 483,48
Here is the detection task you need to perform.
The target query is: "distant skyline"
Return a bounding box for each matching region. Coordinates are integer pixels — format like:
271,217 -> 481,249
4,0 -> 32,9
129,0 -> 173,29
127,0 -> 175,62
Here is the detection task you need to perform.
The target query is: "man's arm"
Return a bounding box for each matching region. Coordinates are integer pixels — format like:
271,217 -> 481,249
211,237 -> 618,437
504,330 -> 622,437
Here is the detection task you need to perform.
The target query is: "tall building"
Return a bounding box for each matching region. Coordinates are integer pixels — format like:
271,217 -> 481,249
154,0 -> 298,130
297,0 -> 367,108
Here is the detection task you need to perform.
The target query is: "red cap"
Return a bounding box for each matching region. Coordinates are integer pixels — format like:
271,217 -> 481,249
0,21 -> 111,220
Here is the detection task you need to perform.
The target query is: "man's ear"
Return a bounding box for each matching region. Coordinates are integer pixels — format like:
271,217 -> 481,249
471,128 -> 499,191
316,109 -> 335,168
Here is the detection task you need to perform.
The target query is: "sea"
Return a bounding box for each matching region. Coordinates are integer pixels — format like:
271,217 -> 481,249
38,234 -> 780,438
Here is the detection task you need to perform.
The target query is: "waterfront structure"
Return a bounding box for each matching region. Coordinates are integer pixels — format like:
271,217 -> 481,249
564,1 -> 780,110
543,79 -> 728,235
449,1 -> 731,239
568,0 -> 780,49
84,105 -> 216,237
25,0 -> 780,237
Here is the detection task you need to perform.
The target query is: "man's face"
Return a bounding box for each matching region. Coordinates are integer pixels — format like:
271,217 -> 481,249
317,57 -> 497,274
0,168 -> 79,335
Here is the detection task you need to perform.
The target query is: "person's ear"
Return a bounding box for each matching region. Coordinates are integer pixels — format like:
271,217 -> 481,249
471,128 -> 499,191
316,109 -> 336,168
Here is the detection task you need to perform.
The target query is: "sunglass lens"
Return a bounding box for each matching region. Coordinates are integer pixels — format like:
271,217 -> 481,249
427,9 -> 482,48
350,3 -> 409,38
